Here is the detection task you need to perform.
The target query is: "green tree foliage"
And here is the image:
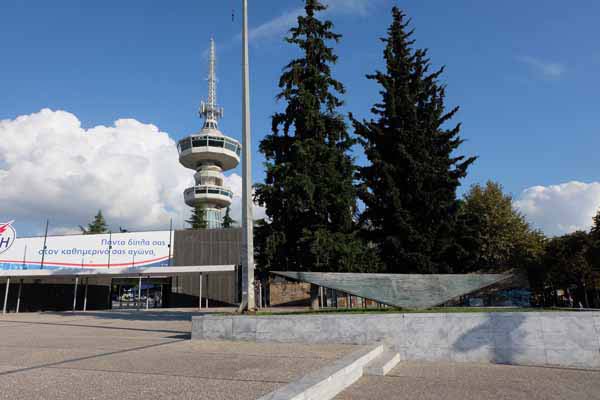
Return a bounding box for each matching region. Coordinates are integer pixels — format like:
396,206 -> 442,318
186,205 -> 208,230
589,210 -> 600,270
543,231 -> 594,307
254,0 -> 378,272
352,7 -> 476,273
444,199 -> 486,273
80,210 -> 109,234
222,207 -> 235,228
457,181 -> 545,272
527,211 -> 600,308
591,210 -> 600,241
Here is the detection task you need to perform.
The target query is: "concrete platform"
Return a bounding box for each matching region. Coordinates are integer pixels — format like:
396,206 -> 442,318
335,361 -> 600,400
0,310 -> 355,400
192,311 -> 600,369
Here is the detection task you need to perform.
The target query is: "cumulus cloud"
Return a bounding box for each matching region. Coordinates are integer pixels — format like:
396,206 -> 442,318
248,0 -> 383,42
0,109 -> 263,235
223,173 -> 266,224
514,181 -> 600,236
12,110 -> 598,240
517,56 -> 566,79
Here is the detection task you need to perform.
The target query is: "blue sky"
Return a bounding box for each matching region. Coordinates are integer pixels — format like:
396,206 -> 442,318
1,0 -> 599,236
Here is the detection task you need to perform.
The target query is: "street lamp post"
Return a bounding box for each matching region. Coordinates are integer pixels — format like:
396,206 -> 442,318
240,0 -> 256,311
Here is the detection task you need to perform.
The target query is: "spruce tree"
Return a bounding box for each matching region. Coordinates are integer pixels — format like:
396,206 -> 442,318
80,210 -> 108,234
222,206 -> 235,228
591,210 -> 600,242
352,7 -> 476,273
255,0 -> 376,272
186,205 -> 208,230
589,210 -> 600,271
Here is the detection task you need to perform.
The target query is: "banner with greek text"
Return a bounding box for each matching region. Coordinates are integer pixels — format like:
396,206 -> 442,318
0,230 -> 173,270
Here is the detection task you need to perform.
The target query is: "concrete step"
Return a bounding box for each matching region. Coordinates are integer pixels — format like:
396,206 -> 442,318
258,344 -> 384,400
364,349 -> 401,376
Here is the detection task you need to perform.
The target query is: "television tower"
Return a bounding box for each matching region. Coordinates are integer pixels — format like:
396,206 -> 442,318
177,38 -> 241,229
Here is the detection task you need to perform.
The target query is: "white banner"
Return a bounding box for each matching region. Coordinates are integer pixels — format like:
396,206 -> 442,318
0,228 -> 173,271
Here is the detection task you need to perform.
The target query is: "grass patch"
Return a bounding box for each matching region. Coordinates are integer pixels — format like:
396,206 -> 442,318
254,307 -> 571,316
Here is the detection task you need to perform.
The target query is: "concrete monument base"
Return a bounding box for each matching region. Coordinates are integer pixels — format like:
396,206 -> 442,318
192,311 -> 600,370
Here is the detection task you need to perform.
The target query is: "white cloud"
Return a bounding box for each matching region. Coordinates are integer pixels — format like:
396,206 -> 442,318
518,56 -> 566,79
223,174 -> 266,224
249,7 -> 303,42
49,226 -> 83,236
248,0 -> 383,42
514,181 -> 600,236
0,109 -> 263,234
325,0 -> 376,15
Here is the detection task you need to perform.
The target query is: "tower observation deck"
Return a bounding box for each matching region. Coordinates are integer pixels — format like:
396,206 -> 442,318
178,38 -> 241,228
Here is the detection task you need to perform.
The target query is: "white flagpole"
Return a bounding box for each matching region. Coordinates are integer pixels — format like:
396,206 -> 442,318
241,0 -> 255,311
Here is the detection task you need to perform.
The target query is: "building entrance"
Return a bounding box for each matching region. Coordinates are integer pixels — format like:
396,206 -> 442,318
111,277 -> 171,310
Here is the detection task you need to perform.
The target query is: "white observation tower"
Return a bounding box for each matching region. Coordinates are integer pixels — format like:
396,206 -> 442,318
178,38 -> 241,228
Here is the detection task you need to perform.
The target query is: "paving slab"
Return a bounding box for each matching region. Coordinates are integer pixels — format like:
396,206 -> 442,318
0,367 -> 280,400
0,310 -> 355,400
335,361 -> 600,400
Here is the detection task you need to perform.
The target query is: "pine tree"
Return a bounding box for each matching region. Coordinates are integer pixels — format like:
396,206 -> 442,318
352,7 -> 476,273
254,0 -> 377,272
591,210 -> 600,242
80,210 -> 108,234
186,205 -> 208,230
589,209 -> 600,271
222,207 -> 235,228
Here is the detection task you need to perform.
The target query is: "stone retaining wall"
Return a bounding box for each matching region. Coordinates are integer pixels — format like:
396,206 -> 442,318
269,281 -> 311,307
192,312 -> 600,369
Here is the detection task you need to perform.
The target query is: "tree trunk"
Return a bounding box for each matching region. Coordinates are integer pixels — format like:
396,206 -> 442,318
583,282 -> 590,308
310,284 -> 319,310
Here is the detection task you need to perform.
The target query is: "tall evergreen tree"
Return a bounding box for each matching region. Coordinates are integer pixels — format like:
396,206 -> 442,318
352,7 -> 476,273
80,210 -> 108,234
254,0 -> 377,272
589,210 -> 600,271
590,210 -> 600,242
222,206 -> 235,228
186,205 -> 208,230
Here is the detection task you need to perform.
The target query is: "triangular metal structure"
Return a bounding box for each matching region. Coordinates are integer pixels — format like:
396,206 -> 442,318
272,271 -> 513,309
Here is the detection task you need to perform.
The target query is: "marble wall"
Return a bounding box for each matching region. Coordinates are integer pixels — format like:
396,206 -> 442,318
192,312 -> 600,369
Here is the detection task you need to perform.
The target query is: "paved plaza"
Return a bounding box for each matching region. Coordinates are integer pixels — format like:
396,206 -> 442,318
336,361 -> 600,400
1,310 -> 600,399
0,310 -> 354,400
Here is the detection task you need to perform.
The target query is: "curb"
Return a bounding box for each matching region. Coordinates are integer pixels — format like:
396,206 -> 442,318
364,350 -> 401,376
257,344 -> 384,400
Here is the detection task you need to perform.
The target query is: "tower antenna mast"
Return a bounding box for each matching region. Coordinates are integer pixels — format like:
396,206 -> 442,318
200,37 -> 223,129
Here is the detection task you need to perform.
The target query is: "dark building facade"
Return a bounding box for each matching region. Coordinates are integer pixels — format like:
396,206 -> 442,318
1,228 -> 243,312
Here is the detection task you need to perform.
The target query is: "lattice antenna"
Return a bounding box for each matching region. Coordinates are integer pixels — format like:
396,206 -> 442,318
200,37 -> 224,129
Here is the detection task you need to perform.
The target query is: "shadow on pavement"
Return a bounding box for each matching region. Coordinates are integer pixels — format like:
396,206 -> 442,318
0,338 -> 187,378
0,308 -> 236,335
